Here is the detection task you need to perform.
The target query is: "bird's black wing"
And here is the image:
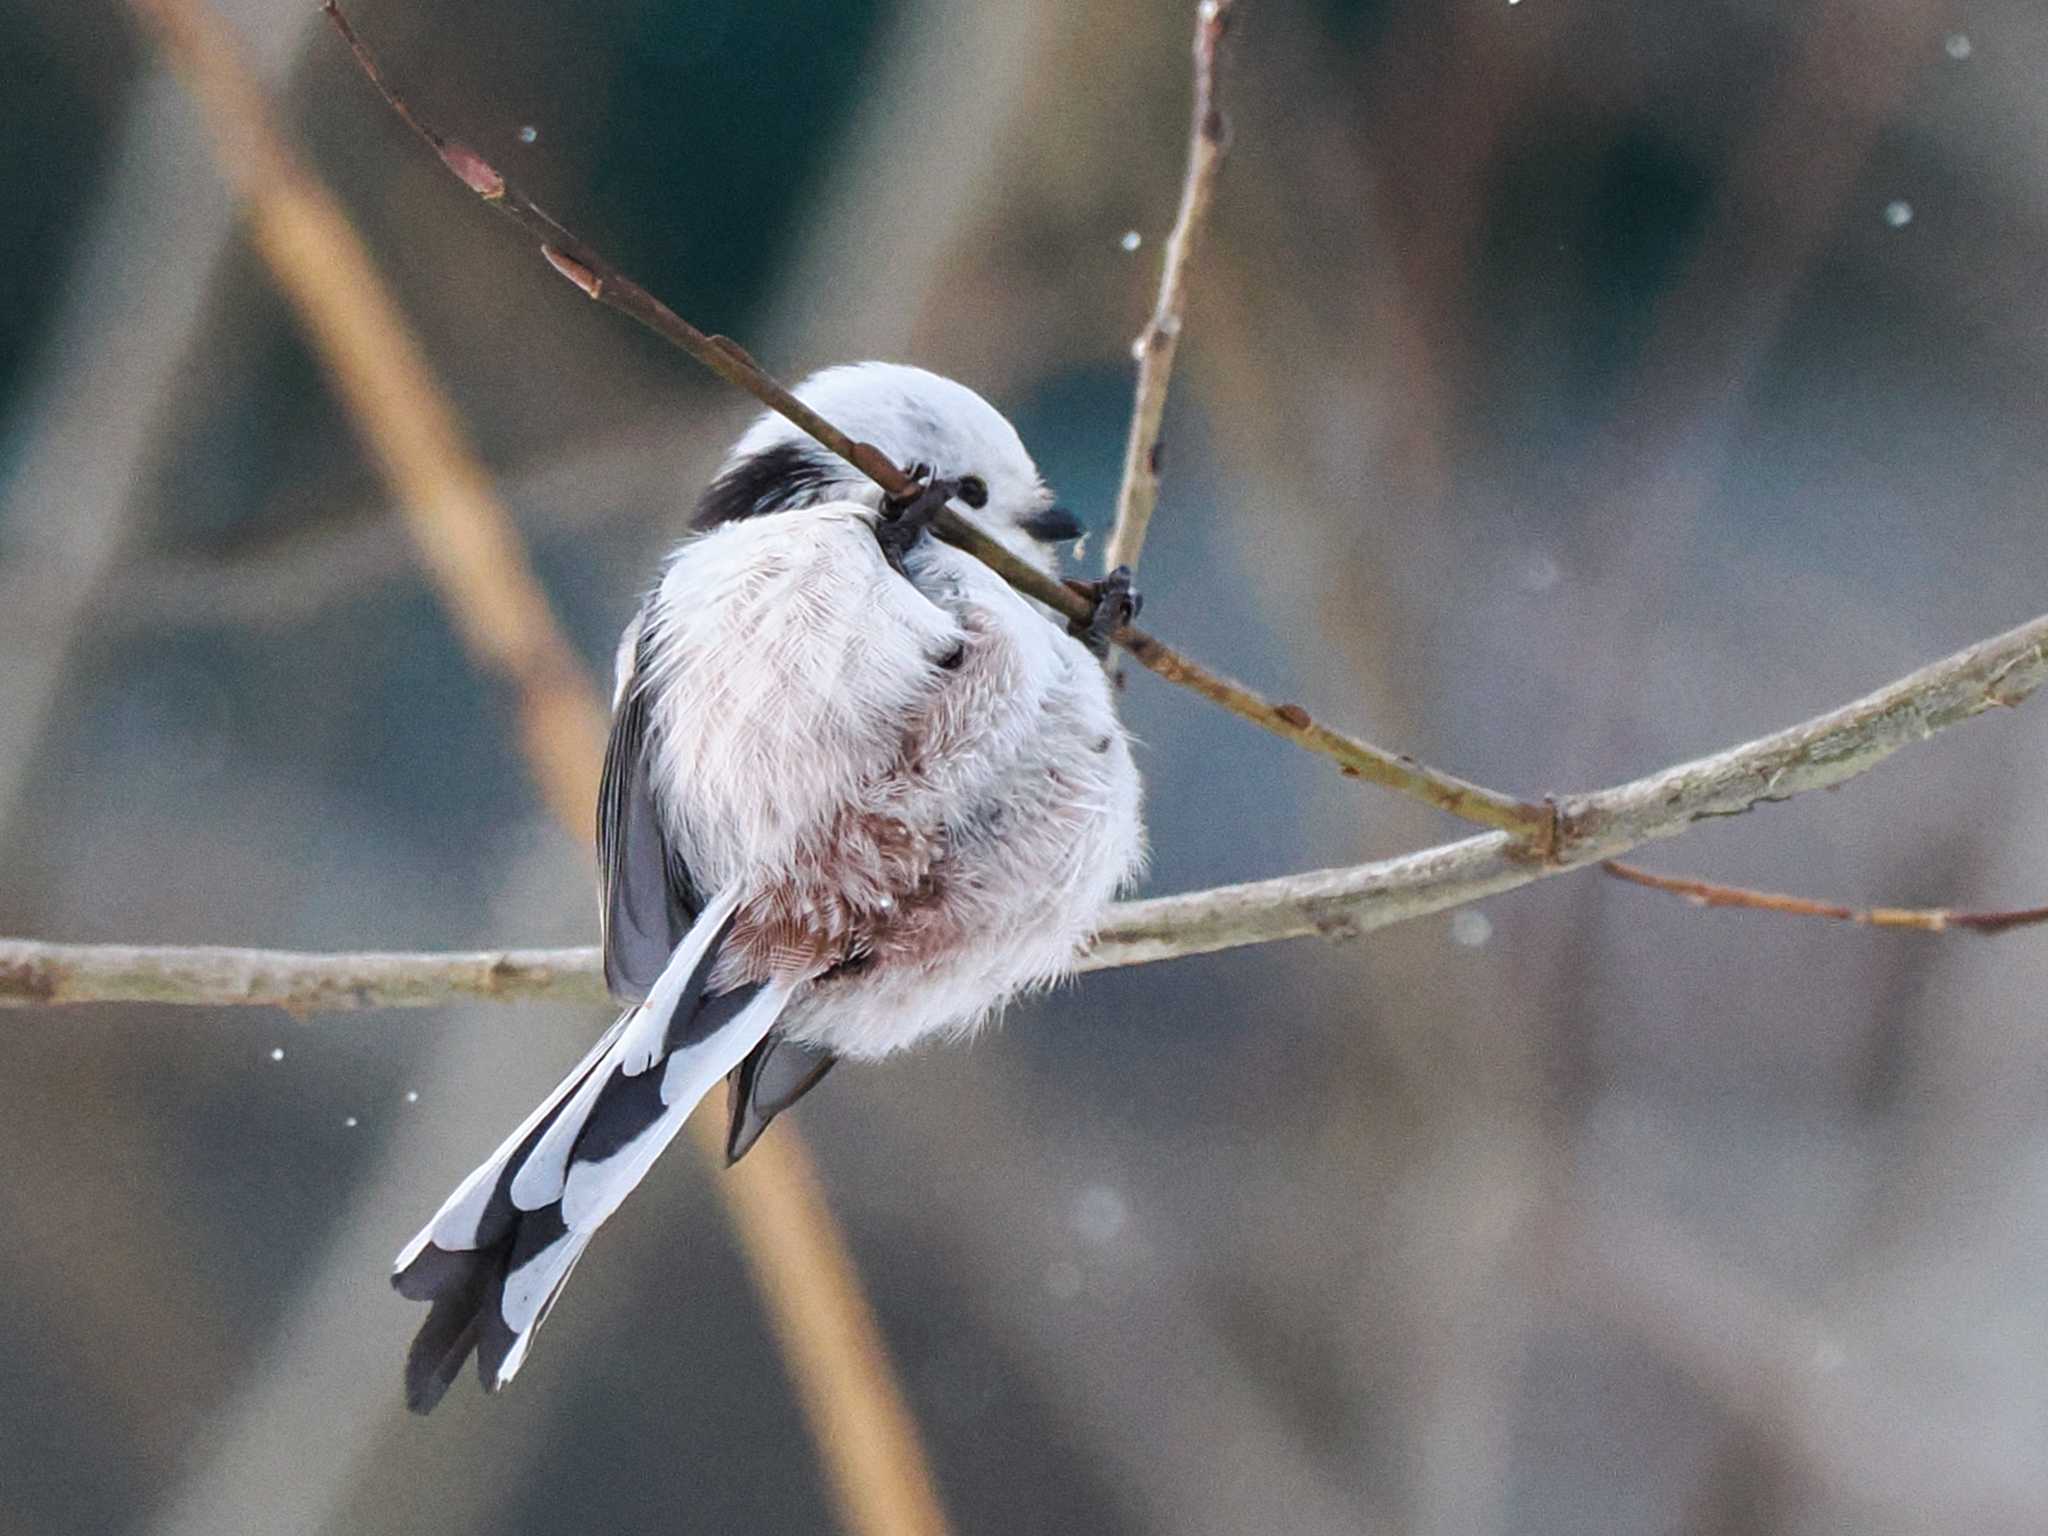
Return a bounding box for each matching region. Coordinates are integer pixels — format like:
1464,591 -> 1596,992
597,620 -> 700,1001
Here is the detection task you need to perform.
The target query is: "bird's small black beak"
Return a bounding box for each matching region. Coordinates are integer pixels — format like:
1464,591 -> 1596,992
1018,505 -> 1085,543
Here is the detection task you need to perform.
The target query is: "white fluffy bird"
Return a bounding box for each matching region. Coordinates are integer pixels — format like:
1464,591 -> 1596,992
392,363 -> 1146,1410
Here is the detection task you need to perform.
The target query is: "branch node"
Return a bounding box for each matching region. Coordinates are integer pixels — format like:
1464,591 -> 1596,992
440,142 -> 504,200
0,956 -> 54,1004
709,334 -> 761,368
541,244 -> 602,299
316,1 -> 1600,847
1517,795 -> 1565,864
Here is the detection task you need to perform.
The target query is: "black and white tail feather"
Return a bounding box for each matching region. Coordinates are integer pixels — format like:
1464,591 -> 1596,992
392,591 -> 848,1412
391,893 -> 790,1412
391,587 -> 845,1413
392,608 -> 798,1413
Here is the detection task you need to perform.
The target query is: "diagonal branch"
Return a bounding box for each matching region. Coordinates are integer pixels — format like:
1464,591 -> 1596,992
12,605 -> 2047,1012
1104,0 -> 1235,577
1600,861 -> 2048,935
317,1 -> 1547,845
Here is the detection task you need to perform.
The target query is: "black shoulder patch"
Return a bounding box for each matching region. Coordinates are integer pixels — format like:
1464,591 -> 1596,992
692,440 -> 833,529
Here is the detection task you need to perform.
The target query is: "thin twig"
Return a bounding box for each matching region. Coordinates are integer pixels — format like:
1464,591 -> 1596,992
134,3 -> 950,1530
317,1 -> 1548,845
1600,861 -> 2048,935
14,605 -> 2048,1011
1104,0 -> 1235,577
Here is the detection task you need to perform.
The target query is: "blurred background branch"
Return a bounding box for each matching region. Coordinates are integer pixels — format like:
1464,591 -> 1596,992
127,0 -> 609,831
122,0 -> 949,1533
0,4 -> 321,845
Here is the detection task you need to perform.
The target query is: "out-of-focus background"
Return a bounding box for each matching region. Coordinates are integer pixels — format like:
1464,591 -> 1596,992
6,0 -> 2048,1531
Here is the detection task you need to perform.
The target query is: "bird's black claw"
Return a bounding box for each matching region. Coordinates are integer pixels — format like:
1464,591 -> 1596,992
1069,566 -> 1141,659
876,463 -> 957,578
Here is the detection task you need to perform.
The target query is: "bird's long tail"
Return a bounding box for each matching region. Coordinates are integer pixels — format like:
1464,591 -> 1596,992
391,887 -> 787,1412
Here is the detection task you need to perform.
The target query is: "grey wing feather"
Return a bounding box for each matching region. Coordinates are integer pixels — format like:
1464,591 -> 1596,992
598,622 -> 699,1001
725,1033 -> 838,1165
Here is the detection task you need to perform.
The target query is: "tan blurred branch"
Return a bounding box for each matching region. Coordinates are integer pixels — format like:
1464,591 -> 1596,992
126,0 -> 607,832
98,412 -> 712,639
1569,1200 -> 2048,1526
16,603 -> 2048,1010
129,3 -> 949,1532
319,1 -> 1549,846
1600,861 -> 2048,935
1104,0 -> 1234,577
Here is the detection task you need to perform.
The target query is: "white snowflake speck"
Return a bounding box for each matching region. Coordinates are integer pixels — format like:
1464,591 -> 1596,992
1073,1185 -> 1128,1244
1516,551 -> 1562,594
1450,910 -> 1493,948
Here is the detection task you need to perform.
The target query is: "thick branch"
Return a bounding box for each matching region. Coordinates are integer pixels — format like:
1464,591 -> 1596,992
0,942 -> 601,1011
318,2 -> 1544,844
13,607 -> 2046,1010
1104,0 -> 1234,577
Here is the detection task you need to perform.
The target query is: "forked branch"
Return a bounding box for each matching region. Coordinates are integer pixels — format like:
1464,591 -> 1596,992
318,1 -> 1550,845
13,604 -> 2047,1010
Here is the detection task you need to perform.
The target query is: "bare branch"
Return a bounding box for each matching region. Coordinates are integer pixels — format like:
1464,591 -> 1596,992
14,606 -> 2048,1011
0,941 -> 602,1012
1601,861 -> 2048,935
1104,0 -> 1235,577
317,2 -> 1547,845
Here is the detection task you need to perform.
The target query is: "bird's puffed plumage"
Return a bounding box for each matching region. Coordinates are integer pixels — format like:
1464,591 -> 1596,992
392,363 -> 1144,1411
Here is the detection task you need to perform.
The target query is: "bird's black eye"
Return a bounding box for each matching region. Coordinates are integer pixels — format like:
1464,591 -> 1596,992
1018,505 -> 1085,543
957,476 -> 990,509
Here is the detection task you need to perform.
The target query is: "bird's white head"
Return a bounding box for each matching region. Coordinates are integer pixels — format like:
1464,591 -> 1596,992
692,362 -> 1084,572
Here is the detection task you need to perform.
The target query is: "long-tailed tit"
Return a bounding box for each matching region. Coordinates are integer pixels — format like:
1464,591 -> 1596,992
392,362 -> 1146,1411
